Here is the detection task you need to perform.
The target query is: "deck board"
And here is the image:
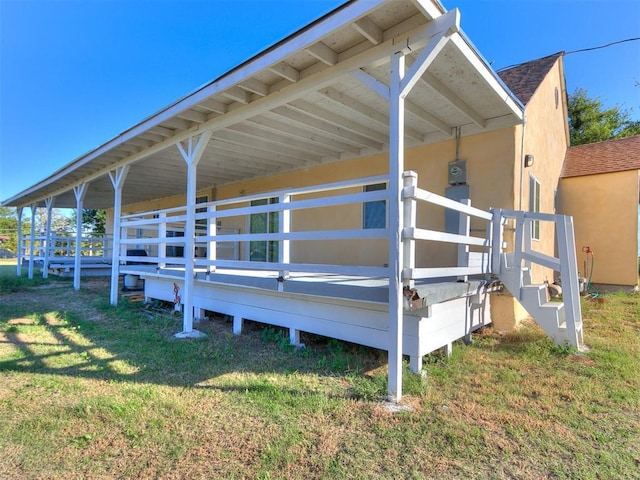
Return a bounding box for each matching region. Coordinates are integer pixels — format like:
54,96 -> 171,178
122,265 -> 487,310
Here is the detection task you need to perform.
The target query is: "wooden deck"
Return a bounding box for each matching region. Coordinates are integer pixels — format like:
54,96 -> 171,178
124,265 -> 493,372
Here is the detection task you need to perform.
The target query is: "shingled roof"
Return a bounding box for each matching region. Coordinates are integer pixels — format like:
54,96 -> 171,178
561,135 -> 640,178
498,52 -> 563,106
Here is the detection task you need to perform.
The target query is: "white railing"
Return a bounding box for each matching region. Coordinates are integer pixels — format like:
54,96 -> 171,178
119,175 -> 392,277
493,209 -> 582,344
20,234 -> 113,262
118,172 -> 495,284
402,172 -> 493,284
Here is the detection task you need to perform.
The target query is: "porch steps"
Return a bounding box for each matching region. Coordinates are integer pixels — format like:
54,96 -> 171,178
500,262 -> 583,349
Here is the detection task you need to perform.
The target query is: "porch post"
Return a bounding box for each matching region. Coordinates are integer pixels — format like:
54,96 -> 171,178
387,50 -> 406,403
278,193 -> 291,292
42,197 -> 55,279
109,166 -> 130,305
16,207 -> 23,276
206,206 -> 216,274
73,183 -> 88,291
175,131 -> 212,339
28,203 -> 37,279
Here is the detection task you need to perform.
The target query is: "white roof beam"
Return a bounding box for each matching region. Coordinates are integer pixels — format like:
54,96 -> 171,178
126,138 -> 153,148
198,98 -> 228,114
138,132 -> 165,143
239,78 -> 270,97
161,117 -> 192,130
220,86 -> 250,104
269,62 -> 300,82
150,126 -> 175,138
405,101 -> 451,136
410,0 -> 444,20
351,69 -> 451,136
115,144 -> 141,154
350,69 -> 389,99
399,9 -> 459,98
318,87 -> 424,142
228,123 -> 340,158
209,137 -> 308,169
421,72 -> 486,128
248,115 -> 362,155
449,33 -> 524,120
352,17 -> 383,45
306,42 -> 338,66
177,109 -> 208,124
287,99 -> 387,144
271,105 -> 383,151
216,128 -> 322,165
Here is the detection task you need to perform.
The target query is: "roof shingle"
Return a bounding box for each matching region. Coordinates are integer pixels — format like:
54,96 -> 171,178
561,135 -> 640,178
498,52 -> 563,106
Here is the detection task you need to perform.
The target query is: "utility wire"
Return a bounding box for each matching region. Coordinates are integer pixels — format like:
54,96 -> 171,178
566,37 -> 640,55
496,36 -> 640,72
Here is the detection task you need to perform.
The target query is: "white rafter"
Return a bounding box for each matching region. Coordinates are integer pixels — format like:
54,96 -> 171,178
353,17 -> 382,45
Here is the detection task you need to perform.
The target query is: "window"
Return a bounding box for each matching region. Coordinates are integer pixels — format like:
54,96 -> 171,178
195,195 -> 208,228
249,197 -> 279,262
529,174 -> 541,240
363,183 -> 387,229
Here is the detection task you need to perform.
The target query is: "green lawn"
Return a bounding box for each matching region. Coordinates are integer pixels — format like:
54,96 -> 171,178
1,267 -> 638,479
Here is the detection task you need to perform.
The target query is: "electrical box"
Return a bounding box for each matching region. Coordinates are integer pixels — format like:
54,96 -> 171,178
448,160 -> 467,185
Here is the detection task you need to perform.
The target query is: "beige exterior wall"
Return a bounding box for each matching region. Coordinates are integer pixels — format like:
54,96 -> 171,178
107,127 -> 519,267
516,58 -> 570,285
558,170 -> 639,287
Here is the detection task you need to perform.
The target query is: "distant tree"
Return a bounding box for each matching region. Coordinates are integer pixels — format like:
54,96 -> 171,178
568,88 -> 640,146
0,206 -> 31,254
82,209 -> 107,234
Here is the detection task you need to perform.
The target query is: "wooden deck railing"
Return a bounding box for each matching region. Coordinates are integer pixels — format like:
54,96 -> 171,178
20,234 -> 113,262
118,171 -> 495,283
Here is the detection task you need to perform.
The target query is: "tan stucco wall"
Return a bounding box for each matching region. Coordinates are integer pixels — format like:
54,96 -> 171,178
558,170 -> 639,287
515,58 -> 569,285
108,127 -> 519,266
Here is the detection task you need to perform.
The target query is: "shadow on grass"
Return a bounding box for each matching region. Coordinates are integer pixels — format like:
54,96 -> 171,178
0,277 -> 390,399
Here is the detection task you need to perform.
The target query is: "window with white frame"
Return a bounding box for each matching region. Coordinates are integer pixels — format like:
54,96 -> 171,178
529,174 -> 541,240
362,183 -> 387,229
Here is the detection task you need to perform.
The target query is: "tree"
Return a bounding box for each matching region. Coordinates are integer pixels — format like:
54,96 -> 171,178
568,88 -> 640,146
82,209 -> 107,234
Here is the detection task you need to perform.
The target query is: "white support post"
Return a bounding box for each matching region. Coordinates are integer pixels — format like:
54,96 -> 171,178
289,328 -> 302,348
457,198 -> 471,281
402,171 -> 417,290
42,197 -> 55,279
175,131 -> 212,339
109,165 -> 129,305
387,50 -> 406,403
73,183 -> 88,291
207,206 -> 216,273
159,212 -> 167,269
233,315 -> 244,335
278,193 -> 291,292
16,207 -> 23,276
28,203 -> 37,280
491,209 -> 504,275
556,216 -> 583,348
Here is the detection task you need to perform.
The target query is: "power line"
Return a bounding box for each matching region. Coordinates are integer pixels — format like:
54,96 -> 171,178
497,36 -> 640,72
565,37 -> 640,55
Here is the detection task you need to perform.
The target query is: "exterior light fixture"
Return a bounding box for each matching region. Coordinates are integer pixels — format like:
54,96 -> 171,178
524,154 -> 534,168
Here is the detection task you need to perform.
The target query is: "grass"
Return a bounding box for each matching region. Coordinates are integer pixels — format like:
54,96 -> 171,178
1,265 -> 639,479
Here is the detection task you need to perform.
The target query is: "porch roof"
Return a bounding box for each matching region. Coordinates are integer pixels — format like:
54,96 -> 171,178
2,0 -> 524,210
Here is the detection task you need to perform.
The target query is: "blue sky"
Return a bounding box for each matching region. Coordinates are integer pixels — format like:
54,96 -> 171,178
1,0 -> 639,203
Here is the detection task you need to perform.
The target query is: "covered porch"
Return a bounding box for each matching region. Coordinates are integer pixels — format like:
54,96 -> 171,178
4,0 -> 567,401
